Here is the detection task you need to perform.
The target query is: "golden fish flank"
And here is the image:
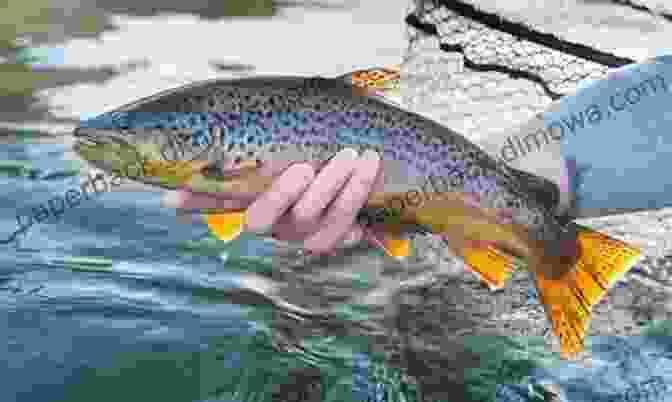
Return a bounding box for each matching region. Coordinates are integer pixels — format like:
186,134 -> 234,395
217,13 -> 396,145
73,73 -> 643,359
140,159 -> 208,186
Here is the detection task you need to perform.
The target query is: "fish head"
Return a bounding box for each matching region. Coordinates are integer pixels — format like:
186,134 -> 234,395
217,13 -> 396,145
73,108 -> 277,197
73,109 -> 223,189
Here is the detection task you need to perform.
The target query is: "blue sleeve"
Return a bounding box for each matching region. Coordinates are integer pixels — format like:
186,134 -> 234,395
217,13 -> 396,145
541,50 -> 672,214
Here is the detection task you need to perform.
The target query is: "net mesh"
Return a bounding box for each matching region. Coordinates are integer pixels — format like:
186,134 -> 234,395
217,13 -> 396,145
398,0 -> 672,138
609,0 -> 672,22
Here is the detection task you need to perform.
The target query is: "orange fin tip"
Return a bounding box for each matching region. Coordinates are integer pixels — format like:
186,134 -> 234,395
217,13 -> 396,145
534,224 -> 642,358
461,244 -> 516,291
203,211 -> 245,242
365,230 -> 411,258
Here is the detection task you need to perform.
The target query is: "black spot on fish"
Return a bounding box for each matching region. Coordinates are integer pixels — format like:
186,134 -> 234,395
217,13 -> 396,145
234,156 -> 242,164
176,133 -> 190,146
247,136 -> 254,143
227,143 -> 235,152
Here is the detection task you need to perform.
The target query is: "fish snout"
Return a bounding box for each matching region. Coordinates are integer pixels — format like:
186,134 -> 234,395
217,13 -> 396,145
73,126 -> 104,147
73,126 -> 145,176
73,125 -> 133,148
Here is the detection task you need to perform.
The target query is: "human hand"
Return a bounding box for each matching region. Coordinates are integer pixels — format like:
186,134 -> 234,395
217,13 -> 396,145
161,148 -> 386,255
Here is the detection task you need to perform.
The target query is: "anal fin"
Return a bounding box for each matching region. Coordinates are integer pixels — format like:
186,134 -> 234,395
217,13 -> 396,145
462,245 -> 517,291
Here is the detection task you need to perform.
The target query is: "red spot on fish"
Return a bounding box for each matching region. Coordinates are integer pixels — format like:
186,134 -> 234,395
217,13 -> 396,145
495,209 -> 514,224
461,192 -> 481,208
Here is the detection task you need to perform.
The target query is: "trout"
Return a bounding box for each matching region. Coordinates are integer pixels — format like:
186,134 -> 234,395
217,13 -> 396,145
73,67 -> 641,358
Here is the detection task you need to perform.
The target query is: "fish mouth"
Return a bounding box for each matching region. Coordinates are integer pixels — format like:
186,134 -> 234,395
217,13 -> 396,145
73,126 -> 133,150
73,126 -> 217,189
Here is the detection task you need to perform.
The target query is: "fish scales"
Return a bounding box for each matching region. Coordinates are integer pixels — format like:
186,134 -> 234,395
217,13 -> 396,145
73,73 -> 643,358
78,76 -> 564,245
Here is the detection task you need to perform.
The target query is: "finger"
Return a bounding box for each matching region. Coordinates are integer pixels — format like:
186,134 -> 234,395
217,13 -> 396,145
270,216 -> 368,246
302,149 -> 381,253
495,208 -> 514,224
265,210 -> 314,242
244,162 -> 315,234
361,226 -> 387,250
257,158 -> 323,178
259,151 -> 372,244
370,159 -> 385,193
341,225 -> 365,247
161,189 -> 251,211
272,156 -> 384,246
274,224 -> 365,256
256,158 -> 295,177
290,148 -> 360,227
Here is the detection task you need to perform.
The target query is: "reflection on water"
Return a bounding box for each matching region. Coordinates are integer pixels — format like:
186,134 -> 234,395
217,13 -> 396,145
3,0 -> 672,398
2,139 -> 672,402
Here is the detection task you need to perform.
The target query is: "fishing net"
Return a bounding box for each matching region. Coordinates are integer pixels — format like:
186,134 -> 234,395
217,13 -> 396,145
400,0 -> 672,139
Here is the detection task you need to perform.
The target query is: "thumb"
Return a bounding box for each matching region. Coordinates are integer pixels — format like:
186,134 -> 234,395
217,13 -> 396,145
161,189 -> 252,211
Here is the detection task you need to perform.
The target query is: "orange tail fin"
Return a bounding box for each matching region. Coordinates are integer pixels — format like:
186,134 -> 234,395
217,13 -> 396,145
533,224 -> 641,358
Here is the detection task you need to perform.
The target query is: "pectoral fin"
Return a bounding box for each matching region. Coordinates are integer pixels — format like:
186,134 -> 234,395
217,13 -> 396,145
203,211 -> 246,242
